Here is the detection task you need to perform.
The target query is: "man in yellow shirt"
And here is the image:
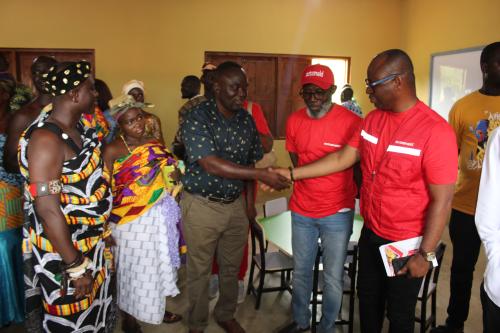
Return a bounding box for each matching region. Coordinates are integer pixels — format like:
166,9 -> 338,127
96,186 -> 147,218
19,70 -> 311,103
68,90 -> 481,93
433,41 -> 500,333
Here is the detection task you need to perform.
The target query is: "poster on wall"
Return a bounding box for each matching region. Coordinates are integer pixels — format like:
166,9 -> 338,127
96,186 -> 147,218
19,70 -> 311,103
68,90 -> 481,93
429,46 -> 483,120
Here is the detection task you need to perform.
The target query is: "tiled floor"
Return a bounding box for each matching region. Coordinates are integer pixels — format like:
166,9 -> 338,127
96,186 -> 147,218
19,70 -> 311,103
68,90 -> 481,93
3,189 -> 486,332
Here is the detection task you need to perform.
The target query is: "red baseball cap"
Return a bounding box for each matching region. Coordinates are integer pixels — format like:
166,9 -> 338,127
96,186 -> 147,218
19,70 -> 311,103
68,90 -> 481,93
301,64 -> 334,89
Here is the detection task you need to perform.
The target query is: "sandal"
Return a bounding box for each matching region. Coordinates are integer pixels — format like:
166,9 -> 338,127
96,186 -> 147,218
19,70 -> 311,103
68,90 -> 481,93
163,311 -> 182,324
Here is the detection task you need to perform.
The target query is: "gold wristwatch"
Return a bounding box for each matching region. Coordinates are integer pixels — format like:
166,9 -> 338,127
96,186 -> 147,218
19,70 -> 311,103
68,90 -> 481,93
419,249 -> 436,262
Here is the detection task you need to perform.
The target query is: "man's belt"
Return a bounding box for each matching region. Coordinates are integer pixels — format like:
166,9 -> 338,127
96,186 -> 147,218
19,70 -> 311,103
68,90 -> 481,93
188,191 -> 239,204
206,194 -> 239,204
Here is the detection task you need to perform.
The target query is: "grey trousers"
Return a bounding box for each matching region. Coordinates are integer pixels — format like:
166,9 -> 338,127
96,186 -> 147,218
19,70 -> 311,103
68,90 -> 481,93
181,191 -> 248,331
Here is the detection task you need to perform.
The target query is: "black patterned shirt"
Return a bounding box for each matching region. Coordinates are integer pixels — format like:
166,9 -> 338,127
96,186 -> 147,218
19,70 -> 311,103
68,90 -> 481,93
181,99 -> 263,199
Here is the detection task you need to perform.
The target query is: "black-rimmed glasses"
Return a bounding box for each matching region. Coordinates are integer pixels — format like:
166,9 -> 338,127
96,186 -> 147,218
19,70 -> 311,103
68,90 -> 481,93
365,73 -> 404,89
299,88 -> 329,99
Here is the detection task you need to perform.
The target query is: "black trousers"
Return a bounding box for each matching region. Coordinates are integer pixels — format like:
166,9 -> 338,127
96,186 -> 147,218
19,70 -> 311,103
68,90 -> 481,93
357,227 -> 423,333
446,209 -> 482,328
481,282 -> 500,333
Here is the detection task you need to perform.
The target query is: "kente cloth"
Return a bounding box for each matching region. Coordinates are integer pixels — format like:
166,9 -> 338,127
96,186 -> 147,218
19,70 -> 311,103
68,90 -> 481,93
109,141 -> 179,226
0,134 -> 25,326
109,142 -> 182,323
18,110 -> 115,333
0,134 -> 23,232
81,107 -> 110,143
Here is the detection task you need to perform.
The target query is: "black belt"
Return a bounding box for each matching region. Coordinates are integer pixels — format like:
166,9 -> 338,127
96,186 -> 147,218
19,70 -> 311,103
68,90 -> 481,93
206,194 -> 239,204
187,191 -> 240,204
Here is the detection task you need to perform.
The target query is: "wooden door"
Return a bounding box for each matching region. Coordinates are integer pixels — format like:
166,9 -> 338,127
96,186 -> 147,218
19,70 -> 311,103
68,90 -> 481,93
276,57 -> 310,138
205,53 -> 277,136
0,50 -> 16,78
240,57 -> 277,134
0,48 -> 94,93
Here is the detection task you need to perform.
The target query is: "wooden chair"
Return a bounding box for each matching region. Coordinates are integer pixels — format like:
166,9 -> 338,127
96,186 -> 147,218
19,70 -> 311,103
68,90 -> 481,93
415,242 -> 447,333
262,197 -> 288,251
247,219 -> 293,309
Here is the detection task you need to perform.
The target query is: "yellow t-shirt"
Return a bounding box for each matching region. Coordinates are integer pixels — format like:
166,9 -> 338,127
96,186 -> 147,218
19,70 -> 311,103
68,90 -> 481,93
449,91 -> 500,215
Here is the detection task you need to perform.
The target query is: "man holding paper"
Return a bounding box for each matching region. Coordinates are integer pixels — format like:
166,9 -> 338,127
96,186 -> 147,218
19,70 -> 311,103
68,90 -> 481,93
273,49 -> 458,333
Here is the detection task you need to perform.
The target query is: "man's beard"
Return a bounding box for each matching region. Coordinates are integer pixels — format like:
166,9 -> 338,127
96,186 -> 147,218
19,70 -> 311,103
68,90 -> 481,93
307,101 -> 333,119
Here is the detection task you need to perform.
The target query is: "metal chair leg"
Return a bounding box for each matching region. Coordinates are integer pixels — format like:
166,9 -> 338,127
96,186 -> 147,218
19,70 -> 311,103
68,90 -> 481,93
247,261 -> 255,295
256,270 -> 265,309
431,291 -> 437,328
420,298 -> 427,333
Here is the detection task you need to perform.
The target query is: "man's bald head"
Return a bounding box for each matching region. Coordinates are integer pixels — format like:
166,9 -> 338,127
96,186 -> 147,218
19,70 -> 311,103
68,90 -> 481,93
366,49 -> 418,112
370,49 -> 415,87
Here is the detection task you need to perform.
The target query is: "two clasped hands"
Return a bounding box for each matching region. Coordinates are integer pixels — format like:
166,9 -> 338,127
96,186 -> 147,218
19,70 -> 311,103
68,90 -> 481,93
258,167 -> 294,192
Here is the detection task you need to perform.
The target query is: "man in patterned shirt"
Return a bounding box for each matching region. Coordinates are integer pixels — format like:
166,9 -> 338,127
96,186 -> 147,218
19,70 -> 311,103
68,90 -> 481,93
181,61 -> 289,333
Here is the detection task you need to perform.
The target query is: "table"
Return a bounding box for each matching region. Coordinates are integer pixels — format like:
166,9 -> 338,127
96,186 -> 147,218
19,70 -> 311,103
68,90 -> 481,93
257,211 -> 364,256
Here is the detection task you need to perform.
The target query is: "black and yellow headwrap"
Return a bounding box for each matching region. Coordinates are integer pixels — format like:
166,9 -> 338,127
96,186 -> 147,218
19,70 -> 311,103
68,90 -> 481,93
41,61 -> 91,96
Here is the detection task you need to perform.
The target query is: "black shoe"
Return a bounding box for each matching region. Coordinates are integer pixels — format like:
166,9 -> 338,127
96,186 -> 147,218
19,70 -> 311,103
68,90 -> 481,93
430,325 -> 464,333
277,322 -> 310,333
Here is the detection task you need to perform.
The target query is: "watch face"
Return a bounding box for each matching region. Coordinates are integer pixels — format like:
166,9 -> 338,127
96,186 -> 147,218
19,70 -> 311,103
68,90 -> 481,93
426,252 -> 436,261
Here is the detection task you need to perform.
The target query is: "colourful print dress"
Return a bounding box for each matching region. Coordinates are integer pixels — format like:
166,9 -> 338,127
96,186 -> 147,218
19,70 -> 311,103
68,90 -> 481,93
18,111 -> 114,333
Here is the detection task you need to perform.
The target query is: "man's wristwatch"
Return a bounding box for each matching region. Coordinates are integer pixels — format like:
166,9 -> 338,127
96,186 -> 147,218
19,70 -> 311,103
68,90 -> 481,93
418,248 -> 436,262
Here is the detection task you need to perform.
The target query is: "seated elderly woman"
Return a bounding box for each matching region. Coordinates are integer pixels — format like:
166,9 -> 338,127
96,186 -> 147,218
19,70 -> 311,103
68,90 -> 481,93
103,95 -> 183,333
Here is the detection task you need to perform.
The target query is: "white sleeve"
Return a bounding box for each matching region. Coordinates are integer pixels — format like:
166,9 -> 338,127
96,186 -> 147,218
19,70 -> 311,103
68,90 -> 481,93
476,127 -> 500,260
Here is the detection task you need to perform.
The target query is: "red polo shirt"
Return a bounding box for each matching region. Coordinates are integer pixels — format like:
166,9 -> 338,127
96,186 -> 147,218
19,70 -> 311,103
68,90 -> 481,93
243,101 -> 271,136
287,105 -> 362,218
348,100 -> 458,241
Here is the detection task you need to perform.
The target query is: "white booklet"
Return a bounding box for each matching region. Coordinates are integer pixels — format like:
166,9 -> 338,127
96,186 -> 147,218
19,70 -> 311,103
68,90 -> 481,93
379,236 -> 438,277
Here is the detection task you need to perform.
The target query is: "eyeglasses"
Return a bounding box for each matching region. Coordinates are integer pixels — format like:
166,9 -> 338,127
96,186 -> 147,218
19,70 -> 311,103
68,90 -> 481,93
365,73 -> 403,89
299,88 -> 329,99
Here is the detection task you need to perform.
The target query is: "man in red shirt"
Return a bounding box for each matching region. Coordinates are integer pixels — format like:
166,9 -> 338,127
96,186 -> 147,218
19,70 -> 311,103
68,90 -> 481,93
278,64 -> 362,333
275,50 -> 458,333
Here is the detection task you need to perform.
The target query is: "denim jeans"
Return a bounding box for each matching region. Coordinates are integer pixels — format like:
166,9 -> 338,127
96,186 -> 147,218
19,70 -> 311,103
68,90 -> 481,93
291,210 -> 354,332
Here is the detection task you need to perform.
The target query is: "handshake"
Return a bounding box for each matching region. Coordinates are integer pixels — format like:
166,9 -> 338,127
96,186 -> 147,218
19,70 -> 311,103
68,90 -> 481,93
256,167 -> 293,191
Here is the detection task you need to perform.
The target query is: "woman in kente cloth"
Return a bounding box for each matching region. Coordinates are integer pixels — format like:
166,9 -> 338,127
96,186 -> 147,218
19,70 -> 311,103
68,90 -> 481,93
18,61 -> 115,332
0,75 -> 31,327
103,95 -> 183,333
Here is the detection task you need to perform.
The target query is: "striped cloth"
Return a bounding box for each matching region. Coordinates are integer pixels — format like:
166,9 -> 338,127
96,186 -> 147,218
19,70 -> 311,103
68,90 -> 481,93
18,110 -> 114,333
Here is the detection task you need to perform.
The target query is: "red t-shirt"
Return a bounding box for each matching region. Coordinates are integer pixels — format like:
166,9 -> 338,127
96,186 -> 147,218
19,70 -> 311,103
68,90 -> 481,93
348,100 -> 458,240
243,101 -> 271,136
287,105 -> 362,218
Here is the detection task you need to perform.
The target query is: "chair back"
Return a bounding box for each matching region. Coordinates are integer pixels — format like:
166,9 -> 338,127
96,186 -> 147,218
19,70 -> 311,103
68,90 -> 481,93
250,219 -> 267,267
420,242 -> 446,297
263,197 -> 288,217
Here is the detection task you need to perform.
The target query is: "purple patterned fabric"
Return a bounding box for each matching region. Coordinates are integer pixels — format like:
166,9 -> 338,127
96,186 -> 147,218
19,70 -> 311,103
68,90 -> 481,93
159,195 -> 182,269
